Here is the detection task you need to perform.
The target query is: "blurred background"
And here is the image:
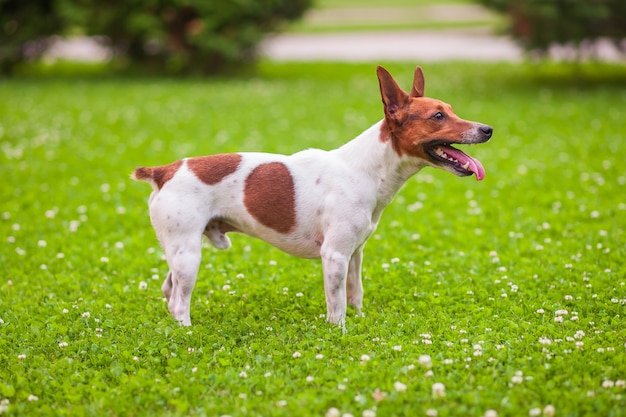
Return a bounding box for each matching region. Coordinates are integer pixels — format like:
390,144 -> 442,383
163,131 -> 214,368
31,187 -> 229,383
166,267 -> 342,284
1,0 -> 625,76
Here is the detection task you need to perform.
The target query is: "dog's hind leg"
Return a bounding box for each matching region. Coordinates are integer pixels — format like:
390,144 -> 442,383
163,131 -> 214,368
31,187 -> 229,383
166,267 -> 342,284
346,246 -> 364,317
162,271 -> 173,301
162,234 -> 203,326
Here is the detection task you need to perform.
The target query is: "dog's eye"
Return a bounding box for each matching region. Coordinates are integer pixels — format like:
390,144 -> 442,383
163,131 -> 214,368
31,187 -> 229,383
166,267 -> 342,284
432,112 -> 445,121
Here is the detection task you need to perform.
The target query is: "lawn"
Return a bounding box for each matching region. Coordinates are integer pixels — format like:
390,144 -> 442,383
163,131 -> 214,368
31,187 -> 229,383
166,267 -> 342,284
1,61 -> 625,417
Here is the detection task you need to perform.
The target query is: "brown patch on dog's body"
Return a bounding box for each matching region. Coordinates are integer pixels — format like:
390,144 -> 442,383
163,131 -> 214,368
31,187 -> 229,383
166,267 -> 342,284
187,154 -> 242,185
133,160 -> 183,190
244,162 -> 296,234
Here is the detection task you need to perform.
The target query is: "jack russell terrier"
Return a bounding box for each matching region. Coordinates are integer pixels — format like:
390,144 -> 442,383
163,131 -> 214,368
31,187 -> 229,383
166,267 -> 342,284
132,66 -> 492,329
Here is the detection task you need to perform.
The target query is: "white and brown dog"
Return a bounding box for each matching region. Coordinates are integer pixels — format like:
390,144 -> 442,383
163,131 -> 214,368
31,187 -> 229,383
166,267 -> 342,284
132,66 -> 492,329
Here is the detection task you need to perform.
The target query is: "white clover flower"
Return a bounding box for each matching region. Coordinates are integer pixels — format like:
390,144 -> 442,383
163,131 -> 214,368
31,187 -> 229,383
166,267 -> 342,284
315,354 -> 324,360
27,395 -> 38,402
392,345 -> 402,352
394,381 -> 407,392
425,370 -> 434,377
543,405 -> 556,417
538,337 -> 552,345
306,375 -> 314,383
426,409 -> 438,417
528,408 -> 541,416
325,408 -> 341,417
484,410 -> 498,417
419,354 -> 432,368
511,371 -> 523,385
432,382 -> 446,397
18,354 -> 26,360
554,316 -> 564,323
602,380 -> 614,388
360,354 -> 371,362
292,352 -> 301,359
362,410 -> 376,417
138,281 -> 148,290
239,371 -> 247,378
58,341 -> 68,348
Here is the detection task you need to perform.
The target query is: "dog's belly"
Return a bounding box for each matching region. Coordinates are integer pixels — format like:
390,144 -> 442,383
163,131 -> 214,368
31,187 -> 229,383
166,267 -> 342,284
225,220 -> 324,259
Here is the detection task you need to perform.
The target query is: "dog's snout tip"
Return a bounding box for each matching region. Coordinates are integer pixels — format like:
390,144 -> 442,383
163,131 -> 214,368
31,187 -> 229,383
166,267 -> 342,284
480,125 -> 493,139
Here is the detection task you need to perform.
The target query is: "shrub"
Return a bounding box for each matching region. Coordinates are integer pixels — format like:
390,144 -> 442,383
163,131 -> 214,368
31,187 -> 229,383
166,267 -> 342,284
478,0 -> 626,57
0,0 -> 312,75
0,0 -> 65,75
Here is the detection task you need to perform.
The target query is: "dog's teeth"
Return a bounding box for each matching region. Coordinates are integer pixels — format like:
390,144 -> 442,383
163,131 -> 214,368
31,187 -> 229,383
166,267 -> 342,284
462,162 -> 470,170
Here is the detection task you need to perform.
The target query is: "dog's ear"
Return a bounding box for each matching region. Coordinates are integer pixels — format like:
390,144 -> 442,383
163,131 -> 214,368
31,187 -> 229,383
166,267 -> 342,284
410,66 -> 425,98
377,66 -> 409,122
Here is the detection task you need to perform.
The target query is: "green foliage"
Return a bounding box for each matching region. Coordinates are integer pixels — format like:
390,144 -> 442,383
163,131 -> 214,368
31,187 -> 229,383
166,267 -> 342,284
0,0 -> 64,75
0,0 -> 312,75
478,0 -> 626,56
1,62 -> 626,416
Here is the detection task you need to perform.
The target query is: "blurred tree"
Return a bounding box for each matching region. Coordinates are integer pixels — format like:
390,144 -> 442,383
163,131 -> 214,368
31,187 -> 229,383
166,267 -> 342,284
0,0 -> 312,75
0,0 -> 65,74
478,0 -> 626,58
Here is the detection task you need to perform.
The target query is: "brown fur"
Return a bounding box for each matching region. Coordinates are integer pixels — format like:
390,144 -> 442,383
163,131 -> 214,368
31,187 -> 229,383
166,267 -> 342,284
187,154 -> 242,185
243,162 -> 296,233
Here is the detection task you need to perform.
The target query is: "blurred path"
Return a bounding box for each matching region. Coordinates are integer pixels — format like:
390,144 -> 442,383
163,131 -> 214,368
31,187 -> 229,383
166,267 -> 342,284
261,28 -> 523,62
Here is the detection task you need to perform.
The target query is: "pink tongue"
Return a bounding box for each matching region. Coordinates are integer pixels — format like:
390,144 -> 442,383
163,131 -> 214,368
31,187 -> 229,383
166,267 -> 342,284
442,146 -> 486,181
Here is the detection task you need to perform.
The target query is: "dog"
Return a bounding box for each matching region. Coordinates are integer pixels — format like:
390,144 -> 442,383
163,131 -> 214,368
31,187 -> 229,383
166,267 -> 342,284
132,66 -> 492,329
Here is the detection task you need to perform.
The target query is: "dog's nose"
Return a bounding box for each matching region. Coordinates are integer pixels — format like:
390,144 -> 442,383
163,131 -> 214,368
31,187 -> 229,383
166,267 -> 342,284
480,125 -> 493,139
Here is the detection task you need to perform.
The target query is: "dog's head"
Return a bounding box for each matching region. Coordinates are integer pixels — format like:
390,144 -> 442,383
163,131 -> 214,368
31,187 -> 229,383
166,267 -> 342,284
377,66 -> 492,181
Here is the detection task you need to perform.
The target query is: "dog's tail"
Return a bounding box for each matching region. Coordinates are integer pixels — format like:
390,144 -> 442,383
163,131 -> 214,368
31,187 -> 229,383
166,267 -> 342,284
131,167 -> 153,182
131,166 -> 160,190
131,160 -> 183,190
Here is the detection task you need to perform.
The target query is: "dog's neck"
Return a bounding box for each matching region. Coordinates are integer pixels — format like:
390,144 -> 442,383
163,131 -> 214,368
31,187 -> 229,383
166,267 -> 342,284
334,120 -> 427,221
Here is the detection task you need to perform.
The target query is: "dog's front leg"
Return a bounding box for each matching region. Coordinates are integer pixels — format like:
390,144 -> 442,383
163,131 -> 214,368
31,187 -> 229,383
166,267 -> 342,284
321,246 -> 350,331
346,246 -> 364,317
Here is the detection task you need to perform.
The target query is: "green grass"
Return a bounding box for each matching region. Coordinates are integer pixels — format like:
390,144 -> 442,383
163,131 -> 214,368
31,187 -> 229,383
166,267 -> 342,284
1,62 -> 626,416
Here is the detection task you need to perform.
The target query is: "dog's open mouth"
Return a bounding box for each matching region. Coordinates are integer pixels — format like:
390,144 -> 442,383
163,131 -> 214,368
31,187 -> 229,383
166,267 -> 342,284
426,143 -> 485,181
